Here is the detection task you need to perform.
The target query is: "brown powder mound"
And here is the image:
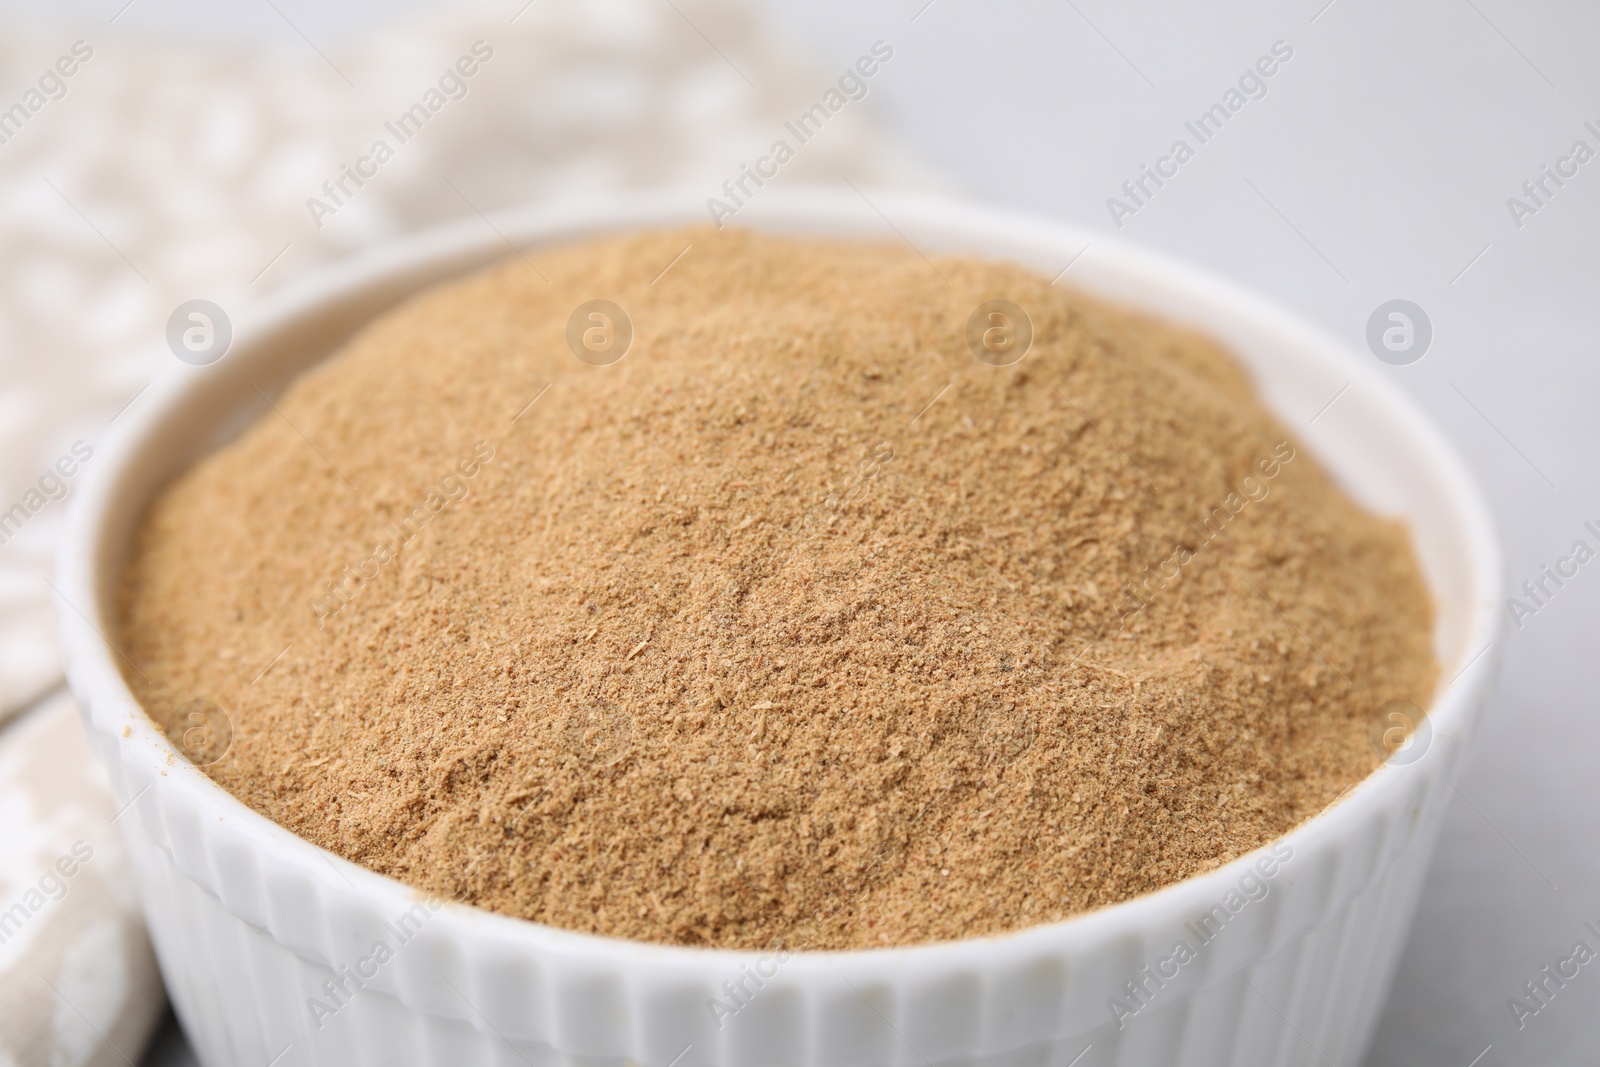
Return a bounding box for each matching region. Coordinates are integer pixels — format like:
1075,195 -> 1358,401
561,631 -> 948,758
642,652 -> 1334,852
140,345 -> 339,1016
116,226 -> 1436,950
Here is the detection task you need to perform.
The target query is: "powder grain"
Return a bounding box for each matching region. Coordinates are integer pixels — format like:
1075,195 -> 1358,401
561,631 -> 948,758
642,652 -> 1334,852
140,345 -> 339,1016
116,226 -> 1436,950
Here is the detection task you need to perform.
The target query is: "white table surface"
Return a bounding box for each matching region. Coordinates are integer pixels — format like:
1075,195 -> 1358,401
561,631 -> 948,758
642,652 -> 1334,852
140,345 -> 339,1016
7,1 -> 1592,1064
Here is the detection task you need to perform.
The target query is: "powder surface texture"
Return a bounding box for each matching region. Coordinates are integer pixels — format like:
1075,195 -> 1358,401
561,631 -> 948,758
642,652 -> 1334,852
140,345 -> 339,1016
116,227 -> 1437,950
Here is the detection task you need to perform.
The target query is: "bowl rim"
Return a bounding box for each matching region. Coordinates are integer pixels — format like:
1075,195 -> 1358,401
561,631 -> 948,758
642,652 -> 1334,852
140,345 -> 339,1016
58,185 -> 1504,979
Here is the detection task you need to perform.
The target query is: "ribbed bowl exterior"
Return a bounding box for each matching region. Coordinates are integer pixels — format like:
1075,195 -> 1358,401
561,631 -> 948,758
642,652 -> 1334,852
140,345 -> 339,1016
87,712 -> 1476,1067
62,189 -> 1503,1067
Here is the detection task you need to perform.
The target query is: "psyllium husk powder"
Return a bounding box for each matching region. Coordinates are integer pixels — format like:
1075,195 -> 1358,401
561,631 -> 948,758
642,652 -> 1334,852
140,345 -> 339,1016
116,226 -> 1437,950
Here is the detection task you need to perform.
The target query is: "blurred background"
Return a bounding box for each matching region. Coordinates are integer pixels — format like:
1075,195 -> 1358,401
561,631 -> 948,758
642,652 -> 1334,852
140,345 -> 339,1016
0,0 -> 1593,1063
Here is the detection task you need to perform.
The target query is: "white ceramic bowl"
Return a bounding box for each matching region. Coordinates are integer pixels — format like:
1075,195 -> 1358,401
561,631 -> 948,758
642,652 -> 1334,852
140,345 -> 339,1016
60,188 -> 1502,1067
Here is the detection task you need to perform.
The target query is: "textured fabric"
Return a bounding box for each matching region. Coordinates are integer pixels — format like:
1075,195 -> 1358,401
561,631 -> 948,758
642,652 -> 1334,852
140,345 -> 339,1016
0,2 -> 933,1062
0,691 -> 163,1067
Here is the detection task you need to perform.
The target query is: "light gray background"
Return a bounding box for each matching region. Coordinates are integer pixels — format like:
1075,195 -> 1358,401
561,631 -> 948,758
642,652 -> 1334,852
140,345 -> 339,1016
6,1 -> 1593,1064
